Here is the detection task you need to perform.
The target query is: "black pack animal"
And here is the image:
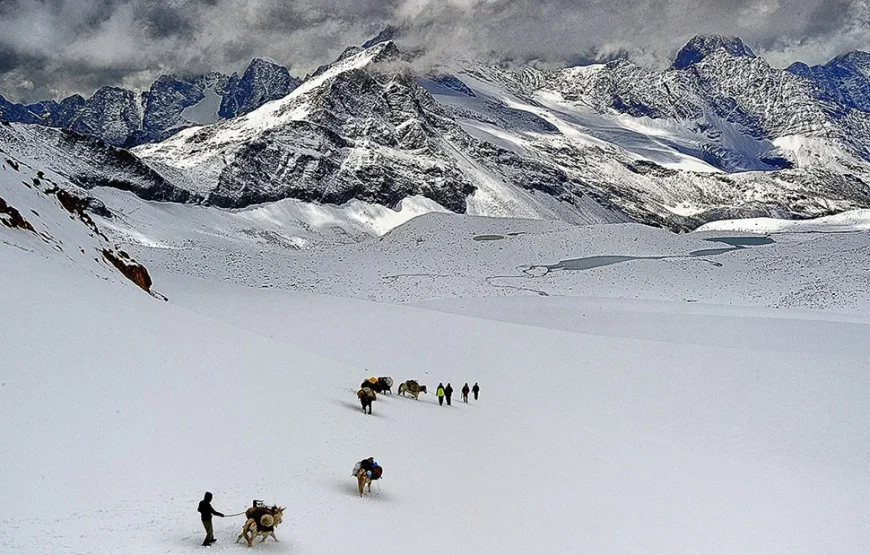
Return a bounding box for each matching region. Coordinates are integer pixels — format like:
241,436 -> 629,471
360,376 -> 393,394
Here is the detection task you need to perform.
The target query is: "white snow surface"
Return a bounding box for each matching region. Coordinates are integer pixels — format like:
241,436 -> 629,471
3,170 -> 870,553
698,209 -> 870,233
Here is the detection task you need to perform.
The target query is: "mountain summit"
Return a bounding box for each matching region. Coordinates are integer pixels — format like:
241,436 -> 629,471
672,34 -> 757,70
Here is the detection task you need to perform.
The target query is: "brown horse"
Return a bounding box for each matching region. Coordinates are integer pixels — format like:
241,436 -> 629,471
356,469 -> 373,497
235,506 -> 285,548
358,387 -> 376,414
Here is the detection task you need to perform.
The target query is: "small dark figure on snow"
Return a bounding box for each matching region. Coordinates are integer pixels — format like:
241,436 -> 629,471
461,383 -> 470,403
197,491 -> 225,546
472,382 -> 480,400
436,383 -> 445,406
445,383 -> 454,406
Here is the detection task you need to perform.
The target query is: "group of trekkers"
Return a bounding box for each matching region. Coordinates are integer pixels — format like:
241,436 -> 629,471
435,381 -> 480,406
197,381 -> 481,545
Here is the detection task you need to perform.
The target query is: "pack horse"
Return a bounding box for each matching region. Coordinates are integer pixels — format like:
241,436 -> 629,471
358,387 -> 377,414
398,380 -> 427,400
236,504 -> 285,548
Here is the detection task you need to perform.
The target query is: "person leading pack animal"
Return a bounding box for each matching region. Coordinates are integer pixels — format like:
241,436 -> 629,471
436,383 -> 445,406
445,383 -> 454,406
197,491 -> 225,547
472,382 -> 480,400
461,383 -> 470,403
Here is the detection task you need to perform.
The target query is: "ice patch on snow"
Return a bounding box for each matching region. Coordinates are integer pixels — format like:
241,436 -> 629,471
180,86 -> 221,125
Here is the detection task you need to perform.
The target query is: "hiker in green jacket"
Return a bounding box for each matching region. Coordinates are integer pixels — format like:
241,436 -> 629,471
436,383 -> 445,406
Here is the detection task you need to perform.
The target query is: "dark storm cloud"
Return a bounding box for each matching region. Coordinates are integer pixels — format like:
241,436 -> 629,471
0,0 -> 866,103
137,2 -> 195,39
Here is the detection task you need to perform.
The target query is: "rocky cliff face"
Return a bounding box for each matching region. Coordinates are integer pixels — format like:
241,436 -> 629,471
219,58 -> 302,119
788,51 -> 870,114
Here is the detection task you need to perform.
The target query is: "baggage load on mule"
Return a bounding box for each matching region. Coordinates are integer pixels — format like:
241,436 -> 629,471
370,464 -> 383,480
243,501 -> 284,532
236,503 -> 285,547
353,457 -> 383,479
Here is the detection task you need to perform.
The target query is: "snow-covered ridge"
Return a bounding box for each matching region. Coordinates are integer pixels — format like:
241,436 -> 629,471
135,41 -> 396,162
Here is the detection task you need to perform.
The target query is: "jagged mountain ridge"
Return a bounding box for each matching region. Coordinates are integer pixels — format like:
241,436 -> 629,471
130,36 -> 870,229
788,51 -> 870,114
493,38 -> 870,168
133,41 -> 630,225
0,58 -> 300,148
3,34 -> 870,232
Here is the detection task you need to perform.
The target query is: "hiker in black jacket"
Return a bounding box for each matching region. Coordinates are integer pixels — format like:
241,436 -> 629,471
197,491 -> 225,546
461,383 -> 470,403
472,382 -> 480,400
445,383 -> 454,406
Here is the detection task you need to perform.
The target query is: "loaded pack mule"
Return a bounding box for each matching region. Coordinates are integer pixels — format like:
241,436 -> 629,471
358,387 -> 377,414
398,380 -> 427,400
353,463 -> 384,497
361,376 -> 393,394
235,505 -> 285,548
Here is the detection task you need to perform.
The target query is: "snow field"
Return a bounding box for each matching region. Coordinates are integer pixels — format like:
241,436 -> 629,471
3,163 -> 870,552
3,247 -> 870,553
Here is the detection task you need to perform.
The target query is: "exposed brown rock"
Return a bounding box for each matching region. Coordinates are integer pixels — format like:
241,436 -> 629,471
101,249 -> 153,293
0,195 -> 35,232
44,186 -> 107,239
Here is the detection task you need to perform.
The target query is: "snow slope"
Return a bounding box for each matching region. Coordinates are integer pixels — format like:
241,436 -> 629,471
91,198 -> 870,314
3,248 -> 870,554
4,153 -> 870,553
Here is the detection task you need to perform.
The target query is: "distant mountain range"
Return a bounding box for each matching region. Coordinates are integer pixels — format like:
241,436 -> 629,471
0,58 -> 300,147
1,32 -> 869,231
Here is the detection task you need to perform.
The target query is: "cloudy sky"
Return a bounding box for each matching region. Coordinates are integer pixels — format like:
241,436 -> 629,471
0,0 -> 866,103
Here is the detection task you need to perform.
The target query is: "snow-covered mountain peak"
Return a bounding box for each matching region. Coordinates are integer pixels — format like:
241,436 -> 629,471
247,56 -> 283,69
137,41 -> 399,157
785,49 -> 870,115
672,34 -> 757,70
362,25 -> 397,49
270,40 -> 399,110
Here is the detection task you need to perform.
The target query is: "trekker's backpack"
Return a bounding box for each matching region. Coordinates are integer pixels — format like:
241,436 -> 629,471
371,465 -> 383,480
